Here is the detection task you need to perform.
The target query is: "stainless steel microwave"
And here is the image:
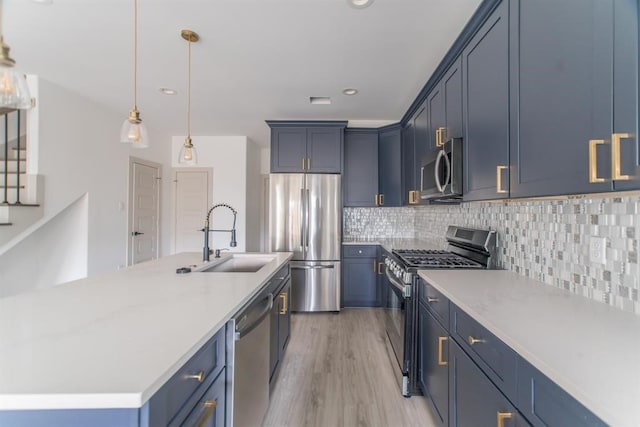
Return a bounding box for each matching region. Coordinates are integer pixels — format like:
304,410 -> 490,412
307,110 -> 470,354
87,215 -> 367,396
420,138 -> 463,201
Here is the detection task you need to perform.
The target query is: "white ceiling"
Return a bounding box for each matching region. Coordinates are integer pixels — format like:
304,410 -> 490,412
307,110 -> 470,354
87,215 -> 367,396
5,0 -> 482,148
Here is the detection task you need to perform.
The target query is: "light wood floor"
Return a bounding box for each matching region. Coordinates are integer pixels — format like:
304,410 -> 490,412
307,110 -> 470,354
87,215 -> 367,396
263,309 -> 438,427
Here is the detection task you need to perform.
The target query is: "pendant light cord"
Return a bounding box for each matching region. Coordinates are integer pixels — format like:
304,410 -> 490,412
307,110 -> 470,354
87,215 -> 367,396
133,0 -> 138,109
187,38 -> 191,137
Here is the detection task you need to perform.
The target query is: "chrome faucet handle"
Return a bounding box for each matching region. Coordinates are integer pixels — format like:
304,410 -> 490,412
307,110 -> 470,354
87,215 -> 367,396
214,248 -> 230,258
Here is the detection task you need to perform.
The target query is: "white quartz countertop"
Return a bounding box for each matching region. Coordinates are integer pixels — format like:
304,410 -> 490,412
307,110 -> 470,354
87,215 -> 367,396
0,252 -> 292,410
417,269 -> 640,427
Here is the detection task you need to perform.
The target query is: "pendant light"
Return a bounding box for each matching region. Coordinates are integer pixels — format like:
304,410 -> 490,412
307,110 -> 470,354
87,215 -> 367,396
120,0 -> 148,147
178,29 -> 199,165
0,0 -> 32,110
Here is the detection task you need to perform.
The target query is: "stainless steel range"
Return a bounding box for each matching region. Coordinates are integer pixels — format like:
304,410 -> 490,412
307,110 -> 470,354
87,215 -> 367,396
382,225 -> 496,396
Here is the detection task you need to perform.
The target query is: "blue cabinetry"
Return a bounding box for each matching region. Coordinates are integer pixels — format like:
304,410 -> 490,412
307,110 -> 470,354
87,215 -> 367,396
509,0 -> 639,197
342,245 -> 380,307
343,129 -> 379,207
268,121 -> 346,173
462,0 -> 510,201
378,125 -> 402,207
401,123 -> 417,205
270,275 -> 291,385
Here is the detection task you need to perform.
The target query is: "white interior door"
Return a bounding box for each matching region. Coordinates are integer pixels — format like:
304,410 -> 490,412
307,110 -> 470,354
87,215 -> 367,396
128,158 -> 161,265
173,169 -> 211,253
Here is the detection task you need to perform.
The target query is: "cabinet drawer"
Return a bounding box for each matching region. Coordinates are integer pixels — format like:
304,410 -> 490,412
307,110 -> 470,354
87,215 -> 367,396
517,359 -> 605,427
343,245 -> 378,258
148,327 -> 226,426
176,368 -> 226,427
419,280 -> 449,328
450,305 -> 517,401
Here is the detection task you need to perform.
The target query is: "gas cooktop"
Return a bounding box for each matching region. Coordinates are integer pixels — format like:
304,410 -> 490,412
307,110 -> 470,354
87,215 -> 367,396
392,249 -> 482,269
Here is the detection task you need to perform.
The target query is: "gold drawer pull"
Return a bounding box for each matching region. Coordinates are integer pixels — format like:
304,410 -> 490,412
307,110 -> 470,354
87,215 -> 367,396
378,262 -> 384,275
497,411 -> 513,427
437,336 -> 448,366
279,292 -> 287,315
468,336 -> 486,346
427,296 -> 439,303
612,133 -> 631,181
197,400 -> 218,427
589,139 -> 606,183
184,370 -> 206,383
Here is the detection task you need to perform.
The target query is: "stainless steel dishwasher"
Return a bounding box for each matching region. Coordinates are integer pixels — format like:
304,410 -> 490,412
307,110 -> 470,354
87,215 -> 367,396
232,290 -> 273,427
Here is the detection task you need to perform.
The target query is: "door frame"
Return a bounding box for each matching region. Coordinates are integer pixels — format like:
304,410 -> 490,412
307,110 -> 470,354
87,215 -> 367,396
127,156 -> 162,266
171,167 -> 213,254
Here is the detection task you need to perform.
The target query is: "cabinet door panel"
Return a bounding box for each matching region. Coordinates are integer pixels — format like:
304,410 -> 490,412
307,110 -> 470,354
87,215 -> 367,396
450,341 -> 527,427
428,87 -> 445,152
413,104 -> 429,203
342,258 -> 378,307
444,57 -> 463,140
271,128 -> 307,172
509,0 -> 613,197
378,128 -> 402,207
401,124 -> 416,205
613,0 -> 640,191
418,302 -> 448,427
306,127 -> 342,173
463,0 -> 510,201
343,130 -> 378,206
278,279 -> 291,356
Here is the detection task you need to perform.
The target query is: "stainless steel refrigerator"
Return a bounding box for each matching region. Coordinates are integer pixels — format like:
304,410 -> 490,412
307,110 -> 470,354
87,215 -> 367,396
269,174 -> 341,312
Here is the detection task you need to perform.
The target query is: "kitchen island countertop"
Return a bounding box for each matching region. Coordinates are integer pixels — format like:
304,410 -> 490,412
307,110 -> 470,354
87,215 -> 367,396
418,269 -> 640,427
0,252 -> 292,410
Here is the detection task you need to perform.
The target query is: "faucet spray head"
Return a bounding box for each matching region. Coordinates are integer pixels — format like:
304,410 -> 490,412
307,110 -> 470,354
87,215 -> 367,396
230,229 -> 237,247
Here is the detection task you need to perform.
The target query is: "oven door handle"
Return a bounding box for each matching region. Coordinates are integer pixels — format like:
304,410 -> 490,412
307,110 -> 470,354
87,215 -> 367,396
385,268 -> 411,299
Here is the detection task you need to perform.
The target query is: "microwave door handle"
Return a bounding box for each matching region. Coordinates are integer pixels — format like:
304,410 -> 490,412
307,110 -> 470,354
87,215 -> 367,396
435,150 -> 446,192
441,150 -> 451,190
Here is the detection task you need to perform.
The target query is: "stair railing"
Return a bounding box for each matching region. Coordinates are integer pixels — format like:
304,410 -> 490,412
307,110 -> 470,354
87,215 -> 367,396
1,108 -> 24,205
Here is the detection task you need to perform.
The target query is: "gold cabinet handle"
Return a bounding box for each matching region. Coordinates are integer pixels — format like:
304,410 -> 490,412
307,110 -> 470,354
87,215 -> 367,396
307,157 -> 311,170
373,259 -> 377,273
497,411 -> 513,427
436,127 -> 446,147
409,190 -> 419,204
184,370 -> 206,383
378,262 -> 384,275
612,133 -> 631,181
375,194 -> 379,206
437,336 -> 448,366
379,193 -> 384,206
589,139 -> 606,183
279,292 -> 287,315
468,336 -> 486,346
197,400 -> 218,427
496,165 -> 508,194
427,296 -> 439,303
301,158 -> 305,171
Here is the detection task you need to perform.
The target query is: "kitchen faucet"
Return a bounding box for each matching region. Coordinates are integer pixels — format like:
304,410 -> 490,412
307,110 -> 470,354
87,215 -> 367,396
203,204 -> 237,262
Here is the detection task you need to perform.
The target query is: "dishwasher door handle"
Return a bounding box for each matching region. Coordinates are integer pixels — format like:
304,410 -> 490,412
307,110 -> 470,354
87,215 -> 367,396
291,265 -> 335,270
235,294 -> 273,341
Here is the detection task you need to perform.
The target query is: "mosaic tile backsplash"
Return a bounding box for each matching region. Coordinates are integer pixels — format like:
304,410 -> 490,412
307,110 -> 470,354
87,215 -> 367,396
344,195 -> 640,315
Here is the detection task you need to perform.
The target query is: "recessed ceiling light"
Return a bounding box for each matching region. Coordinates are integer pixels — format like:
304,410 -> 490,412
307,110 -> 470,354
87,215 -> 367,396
347,0 -> 373,9
159,88 -> 177,95
342,88 -> 358,96
310,97 -> 332,105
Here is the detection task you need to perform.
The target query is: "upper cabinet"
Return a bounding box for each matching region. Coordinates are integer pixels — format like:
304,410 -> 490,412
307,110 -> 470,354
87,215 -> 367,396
509,0 -> 639,197
378,126 -> 402,207
427,58 -> 463,150
343,126 -> 403,208
463,0 -> 510,201
401,123 -> 418,205
343,129 -> 379,207
268,121 -> 346,173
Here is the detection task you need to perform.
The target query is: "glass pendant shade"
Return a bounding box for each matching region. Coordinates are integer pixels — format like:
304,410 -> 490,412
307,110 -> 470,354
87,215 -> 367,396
120,110 -> 149,148
178,137 -> 197,165
0,64 -> 31,109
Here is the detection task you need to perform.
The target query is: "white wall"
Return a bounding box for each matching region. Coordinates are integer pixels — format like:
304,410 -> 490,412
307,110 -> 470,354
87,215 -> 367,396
38,78 -> 132,275
0,194 -> 88,298
171,136 -> 250,252
245,140 -> 262,251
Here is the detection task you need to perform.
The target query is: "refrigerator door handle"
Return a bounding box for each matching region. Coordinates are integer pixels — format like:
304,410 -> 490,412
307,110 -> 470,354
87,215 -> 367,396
300,188 -> 305,250
291,265 -> 335,270
305,189 -> 310,250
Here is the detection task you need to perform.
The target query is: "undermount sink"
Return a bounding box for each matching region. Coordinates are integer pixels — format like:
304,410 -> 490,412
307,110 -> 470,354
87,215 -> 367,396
196,254 -> 276,273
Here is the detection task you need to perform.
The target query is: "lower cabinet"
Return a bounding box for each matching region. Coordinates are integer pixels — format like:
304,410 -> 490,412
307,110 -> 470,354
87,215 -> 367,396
449,340 -> 527,427
418,301 -> 449,427
175,369 -> 225,427
270,277 -> 291,385
342,245 -> 380,307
